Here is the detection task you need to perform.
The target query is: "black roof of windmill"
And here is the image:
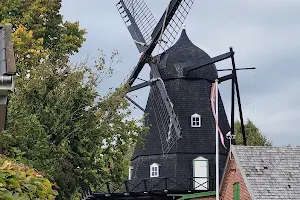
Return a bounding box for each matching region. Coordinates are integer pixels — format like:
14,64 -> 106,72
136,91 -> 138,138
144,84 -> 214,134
81,0 -> 252,199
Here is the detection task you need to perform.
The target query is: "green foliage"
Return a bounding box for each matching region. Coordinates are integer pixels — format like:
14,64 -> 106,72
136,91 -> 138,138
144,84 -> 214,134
3,54 -> 147,199
234,119 -> 272,146
0,0 -> 86,74
0,156 -> 58,199
0,1 -> 147,199
12,24 -> 48,74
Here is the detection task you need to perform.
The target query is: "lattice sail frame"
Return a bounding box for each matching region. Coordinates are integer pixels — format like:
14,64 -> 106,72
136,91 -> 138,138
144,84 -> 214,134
150,79 -> 181,154
117,0 -> 195,154
156,0 -> 194,52
117,0 -> 157,52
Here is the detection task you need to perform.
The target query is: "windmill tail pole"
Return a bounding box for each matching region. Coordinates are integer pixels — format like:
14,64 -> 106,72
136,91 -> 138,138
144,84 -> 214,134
215,79 -> 219,200
230,47 -> 247,145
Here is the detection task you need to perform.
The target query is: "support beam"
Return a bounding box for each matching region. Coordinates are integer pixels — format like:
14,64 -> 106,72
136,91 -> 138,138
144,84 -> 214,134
125,95 -> 145,112
137,77 -> 148,82
231,68 -> 235,142
124,181 -> 129,194
183,51 -> 233,76
217,67 -> 256,72
230,47 -> 246,145
218,74 -> 233,83
106,182 -> 111,194
128,81 -> 152,93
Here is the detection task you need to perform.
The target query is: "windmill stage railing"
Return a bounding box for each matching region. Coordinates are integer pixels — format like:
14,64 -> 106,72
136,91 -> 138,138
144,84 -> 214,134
81,176 -> 215,199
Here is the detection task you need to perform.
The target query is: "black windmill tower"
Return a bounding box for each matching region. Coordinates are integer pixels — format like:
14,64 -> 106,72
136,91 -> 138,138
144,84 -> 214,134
82,1 -> 249,199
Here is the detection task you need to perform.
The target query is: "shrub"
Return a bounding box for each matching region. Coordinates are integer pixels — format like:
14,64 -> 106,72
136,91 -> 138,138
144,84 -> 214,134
0,156 -> 58,199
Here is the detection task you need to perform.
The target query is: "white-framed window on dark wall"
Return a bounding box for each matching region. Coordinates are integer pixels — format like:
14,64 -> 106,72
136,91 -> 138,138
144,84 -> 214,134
128,166 -> 134,180
191,113 -> 201,127
150,163 -> 160,178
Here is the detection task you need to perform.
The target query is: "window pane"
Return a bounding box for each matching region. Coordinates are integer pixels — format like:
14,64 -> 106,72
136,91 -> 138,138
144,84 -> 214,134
150,165 -> 159,177
195,118 -> 199,122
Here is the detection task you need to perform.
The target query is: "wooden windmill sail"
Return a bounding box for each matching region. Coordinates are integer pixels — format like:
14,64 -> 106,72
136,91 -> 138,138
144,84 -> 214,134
117,0 -> 195,154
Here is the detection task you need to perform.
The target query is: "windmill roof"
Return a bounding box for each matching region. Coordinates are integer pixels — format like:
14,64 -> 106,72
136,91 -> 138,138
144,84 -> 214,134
158,29 -> 217,81
233,146 -> 300,200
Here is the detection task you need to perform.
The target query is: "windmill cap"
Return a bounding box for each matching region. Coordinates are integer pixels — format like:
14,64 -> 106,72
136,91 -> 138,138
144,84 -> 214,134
157,29 -> 218,81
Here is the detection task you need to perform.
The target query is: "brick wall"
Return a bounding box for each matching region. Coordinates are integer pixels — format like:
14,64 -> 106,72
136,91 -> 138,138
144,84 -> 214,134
219,153 -> 252,200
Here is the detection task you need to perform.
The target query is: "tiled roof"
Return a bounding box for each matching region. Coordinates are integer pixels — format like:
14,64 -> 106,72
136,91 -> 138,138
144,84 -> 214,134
234,146 -> 300,200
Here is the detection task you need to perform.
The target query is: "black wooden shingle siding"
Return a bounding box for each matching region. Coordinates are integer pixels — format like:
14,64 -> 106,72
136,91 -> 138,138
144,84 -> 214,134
131,29 -> 231,187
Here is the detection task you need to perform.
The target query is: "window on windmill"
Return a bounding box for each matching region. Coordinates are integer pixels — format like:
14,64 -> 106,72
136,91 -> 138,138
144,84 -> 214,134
150,163 -> 160,178
128,166 -> 134,180
191,114 -> 201,127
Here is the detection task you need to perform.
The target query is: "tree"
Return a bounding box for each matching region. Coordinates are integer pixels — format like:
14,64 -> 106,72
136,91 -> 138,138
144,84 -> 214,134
12,24 -> 48,74
3,52 -> 147,199
234,119 -> 272,146
0,0 -> 86,74
1,2 -> 147,199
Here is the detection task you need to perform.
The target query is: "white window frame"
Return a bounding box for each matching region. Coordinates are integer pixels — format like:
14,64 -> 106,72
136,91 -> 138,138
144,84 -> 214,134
191,113 -> 201,127
150,163 -> 160,178
128,166 -> 133,180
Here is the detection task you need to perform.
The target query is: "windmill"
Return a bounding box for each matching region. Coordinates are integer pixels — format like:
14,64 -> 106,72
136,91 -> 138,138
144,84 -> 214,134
117,0 -> 248,153
116,0 -> 195,154
81,1 -> 252,199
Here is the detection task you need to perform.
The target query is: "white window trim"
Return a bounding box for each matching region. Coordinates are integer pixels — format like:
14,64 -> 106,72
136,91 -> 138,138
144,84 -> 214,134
191,113 -> 201,127
150,163 -> 160,178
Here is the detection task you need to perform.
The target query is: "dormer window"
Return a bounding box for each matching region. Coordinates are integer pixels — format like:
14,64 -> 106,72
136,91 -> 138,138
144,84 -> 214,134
150,163 -> 160,177
191,113 -> 201,127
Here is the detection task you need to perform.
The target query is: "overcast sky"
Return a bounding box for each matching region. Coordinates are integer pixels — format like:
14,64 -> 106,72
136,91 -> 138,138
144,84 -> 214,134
60,0 -> 300,146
